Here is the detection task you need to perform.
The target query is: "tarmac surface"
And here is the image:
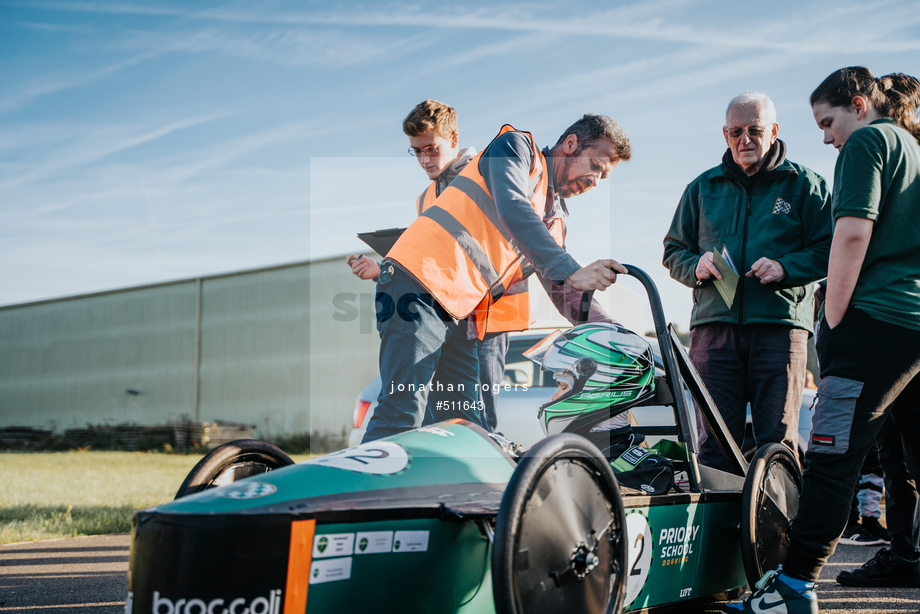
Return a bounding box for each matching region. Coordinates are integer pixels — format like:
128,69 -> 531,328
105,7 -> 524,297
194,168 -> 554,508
0,535 -> 128,614
0,533 -> 918,613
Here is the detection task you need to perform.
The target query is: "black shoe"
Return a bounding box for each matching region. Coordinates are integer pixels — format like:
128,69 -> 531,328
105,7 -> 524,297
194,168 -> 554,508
839,525 -> 888,546
860,517 -> 891,542
836,547 -> 920,587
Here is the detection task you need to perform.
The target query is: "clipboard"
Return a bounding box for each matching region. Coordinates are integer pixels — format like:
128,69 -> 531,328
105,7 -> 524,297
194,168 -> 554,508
357,227 -> 406,258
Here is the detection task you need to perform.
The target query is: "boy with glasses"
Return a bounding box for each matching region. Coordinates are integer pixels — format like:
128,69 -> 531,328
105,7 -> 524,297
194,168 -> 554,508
347,100 -> 475,282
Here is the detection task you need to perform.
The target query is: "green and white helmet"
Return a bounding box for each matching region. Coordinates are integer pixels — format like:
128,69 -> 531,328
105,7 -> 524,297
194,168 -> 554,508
524,322 -> 656,436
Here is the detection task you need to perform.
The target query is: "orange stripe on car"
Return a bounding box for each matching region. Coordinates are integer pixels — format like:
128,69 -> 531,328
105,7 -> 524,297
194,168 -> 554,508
284,518 -> 315,613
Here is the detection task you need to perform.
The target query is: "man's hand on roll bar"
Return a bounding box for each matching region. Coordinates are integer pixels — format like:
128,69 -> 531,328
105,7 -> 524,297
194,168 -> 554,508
564,260 -> 628,291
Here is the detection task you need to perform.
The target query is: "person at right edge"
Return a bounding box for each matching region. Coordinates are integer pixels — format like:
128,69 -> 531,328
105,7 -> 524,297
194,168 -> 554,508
721,68 -> 920,614
663,92 -> 832,472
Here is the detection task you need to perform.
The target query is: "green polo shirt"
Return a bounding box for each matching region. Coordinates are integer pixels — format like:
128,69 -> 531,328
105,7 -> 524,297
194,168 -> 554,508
832,118 -> 920,330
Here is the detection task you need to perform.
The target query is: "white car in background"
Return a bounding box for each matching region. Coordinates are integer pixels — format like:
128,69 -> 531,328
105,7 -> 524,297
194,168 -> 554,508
350,331 -> 563,449
349,330 -> 818,460
350,331 -> 678,450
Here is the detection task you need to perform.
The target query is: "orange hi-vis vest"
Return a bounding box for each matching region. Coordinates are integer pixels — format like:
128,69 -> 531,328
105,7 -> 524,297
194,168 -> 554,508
388,125 -> 565,339
414,175 -> 537,335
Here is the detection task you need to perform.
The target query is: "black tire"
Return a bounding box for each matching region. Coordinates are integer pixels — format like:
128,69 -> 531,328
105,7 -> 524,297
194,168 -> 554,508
492,434 -> 627,614
740,443 -> 803,587
174,439 -> 294,499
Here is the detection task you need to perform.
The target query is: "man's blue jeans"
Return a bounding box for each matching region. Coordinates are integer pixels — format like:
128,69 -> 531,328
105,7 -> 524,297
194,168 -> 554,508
362,266 -> 485,443
478,333 -> 509,430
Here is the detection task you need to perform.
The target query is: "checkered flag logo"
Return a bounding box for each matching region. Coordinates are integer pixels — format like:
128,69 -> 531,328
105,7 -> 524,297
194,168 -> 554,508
773,197 -> 791,214
217,481 -> 277,499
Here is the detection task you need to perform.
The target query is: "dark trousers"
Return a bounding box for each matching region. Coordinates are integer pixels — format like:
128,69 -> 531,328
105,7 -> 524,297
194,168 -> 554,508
363,267 -> 485,443
877,414 -> 920,557
784,309 -> 920,581
478,333 -> 509,430
689,323 -> 808,471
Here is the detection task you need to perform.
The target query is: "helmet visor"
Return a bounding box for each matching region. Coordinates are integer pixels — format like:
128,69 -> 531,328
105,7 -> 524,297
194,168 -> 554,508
523,329 -> 565,367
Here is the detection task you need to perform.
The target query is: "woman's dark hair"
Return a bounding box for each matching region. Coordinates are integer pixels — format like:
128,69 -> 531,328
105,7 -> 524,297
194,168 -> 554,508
810,66 -> 920,144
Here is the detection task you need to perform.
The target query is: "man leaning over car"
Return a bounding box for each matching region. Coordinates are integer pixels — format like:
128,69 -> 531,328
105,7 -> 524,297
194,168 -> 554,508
363,114 -> 629,443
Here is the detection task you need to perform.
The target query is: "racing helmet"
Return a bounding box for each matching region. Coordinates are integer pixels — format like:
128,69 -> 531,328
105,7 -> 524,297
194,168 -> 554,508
524,322 -> 656,436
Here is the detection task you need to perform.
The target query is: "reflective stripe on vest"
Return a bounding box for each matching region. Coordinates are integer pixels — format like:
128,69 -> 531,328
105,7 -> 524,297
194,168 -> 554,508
417,182 -> 436,216
387,125 -> 560,337
422,205 -> 501,288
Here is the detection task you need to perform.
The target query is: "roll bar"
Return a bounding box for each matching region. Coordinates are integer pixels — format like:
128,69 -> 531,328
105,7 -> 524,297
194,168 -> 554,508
579,265 -> 748,488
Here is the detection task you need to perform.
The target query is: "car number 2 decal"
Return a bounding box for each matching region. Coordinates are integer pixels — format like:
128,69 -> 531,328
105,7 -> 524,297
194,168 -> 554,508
625,511 -> 653,607
304,441 -> 410,476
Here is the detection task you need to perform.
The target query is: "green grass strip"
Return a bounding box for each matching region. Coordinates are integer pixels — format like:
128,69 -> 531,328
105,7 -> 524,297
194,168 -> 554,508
0,450 -> 309,543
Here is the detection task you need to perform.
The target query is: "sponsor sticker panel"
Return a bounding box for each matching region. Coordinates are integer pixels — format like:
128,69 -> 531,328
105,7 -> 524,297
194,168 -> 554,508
354,531 -> 394,554
310,557 -> 353,585
312,533 -> 355,559
392,530 -> 429,553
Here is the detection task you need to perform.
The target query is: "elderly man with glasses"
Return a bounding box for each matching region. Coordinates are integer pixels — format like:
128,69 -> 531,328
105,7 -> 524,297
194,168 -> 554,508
663,92 -> 833,471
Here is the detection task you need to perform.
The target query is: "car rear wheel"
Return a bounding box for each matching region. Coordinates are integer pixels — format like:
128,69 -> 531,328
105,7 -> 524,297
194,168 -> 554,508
740,443 -> 803,587
174,439 -> 294,499
492,434 -> 627,614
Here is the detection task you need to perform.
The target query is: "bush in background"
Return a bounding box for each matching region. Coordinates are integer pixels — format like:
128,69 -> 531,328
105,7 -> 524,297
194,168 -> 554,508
2,424 -> 349,456
267,429 -> 347,455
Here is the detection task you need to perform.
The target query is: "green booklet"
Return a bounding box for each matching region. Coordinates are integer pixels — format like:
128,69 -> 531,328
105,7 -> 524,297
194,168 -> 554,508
712,246 -> 739,309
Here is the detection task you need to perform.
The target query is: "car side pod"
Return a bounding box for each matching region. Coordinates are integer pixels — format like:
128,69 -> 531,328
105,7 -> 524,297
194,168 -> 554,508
174,439 -> 295,499
492,434 -> 628,614
740,443 -> 804,587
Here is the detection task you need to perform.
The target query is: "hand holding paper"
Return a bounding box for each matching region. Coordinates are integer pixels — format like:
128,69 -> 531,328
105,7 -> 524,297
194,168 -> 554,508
711,247 -> 739,309
695,252 -> 723,281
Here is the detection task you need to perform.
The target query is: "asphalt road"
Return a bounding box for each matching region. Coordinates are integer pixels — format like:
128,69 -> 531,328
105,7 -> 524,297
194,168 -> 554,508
807,545 -> 920,614
0,534 -> 918,613
0,534 -> 128,614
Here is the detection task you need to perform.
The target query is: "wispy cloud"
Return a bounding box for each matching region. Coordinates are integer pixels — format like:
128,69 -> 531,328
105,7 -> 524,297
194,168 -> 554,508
16,20 -> 93,32
0,111 -> 228,191
151,120 -> 317,183
384,31 -> 550,87
120,27 -> 433,68
0,52 -> 155,115
0,113 -> 381,220
19,0 -> 920,54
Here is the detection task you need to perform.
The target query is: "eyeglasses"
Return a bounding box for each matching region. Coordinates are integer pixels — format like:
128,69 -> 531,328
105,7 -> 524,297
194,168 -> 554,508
725,124 -> 774,139
408,143 -> 443,158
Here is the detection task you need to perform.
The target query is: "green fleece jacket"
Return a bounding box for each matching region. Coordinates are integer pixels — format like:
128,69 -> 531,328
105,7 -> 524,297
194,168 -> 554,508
663,149 -> 832,332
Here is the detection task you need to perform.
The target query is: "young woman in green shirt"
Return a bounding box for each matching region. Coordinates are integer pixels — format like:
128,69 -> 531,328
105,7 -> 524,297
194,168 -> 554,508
723,67 -> 920,614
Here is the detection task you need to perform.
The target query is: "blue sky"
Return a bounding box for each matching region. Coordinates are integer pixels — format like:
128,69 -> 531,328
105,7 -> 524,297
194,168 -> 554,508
2,0 -> 919,330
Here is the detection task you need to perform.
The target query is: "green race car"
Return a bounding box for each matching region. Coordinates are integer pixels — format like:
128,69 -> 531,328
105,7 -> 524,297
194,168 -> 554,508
127,267 -> 802,614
